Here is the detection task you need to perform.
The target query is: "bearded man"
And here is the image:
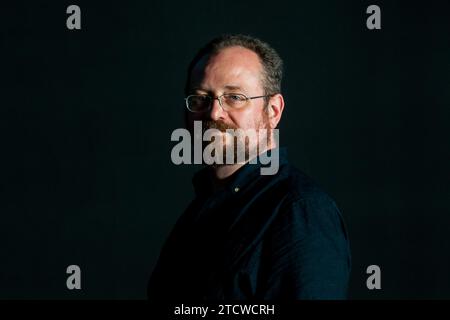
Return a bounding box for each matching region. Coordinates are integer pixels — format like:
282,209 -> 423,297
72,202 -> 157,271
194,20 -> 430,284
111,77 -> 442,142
148,34 -> 351,300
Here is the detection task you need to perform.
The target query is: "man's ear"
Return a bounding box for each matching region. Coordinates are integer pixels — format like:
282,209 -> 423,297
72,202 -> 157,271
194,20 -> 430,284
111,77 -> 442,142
266,93 -> 285,129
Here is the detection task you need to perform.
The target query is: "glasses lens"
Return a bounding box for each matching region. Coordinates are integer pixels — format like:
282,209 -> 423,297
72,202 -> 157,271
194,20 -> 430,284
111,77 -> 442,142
187,95 -> 210,112
222,94 -> 248,109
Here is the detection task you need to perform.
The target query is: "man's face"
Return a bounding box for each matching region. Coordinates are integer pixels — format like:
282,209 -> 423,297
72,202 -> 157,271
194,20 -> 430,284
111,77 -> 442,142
187,46 -> 271,162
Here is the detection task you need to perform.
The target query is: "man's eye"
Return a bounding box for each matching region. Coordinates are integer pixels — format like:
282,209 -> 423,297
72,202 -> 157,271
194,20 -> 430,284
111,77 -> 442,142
228,94 -> 245,101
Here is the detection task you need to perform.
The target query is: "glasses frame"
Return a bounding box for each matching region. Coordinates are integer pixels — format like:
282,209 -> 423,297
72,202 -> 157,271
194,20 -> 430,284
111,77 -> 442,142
185,93 -> 273,113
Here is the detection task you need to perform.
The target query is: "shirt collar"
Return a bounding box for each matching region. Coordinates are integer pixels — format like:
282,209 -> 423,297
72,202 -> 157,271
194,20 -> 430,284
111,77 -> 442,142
192,147 -> 288,197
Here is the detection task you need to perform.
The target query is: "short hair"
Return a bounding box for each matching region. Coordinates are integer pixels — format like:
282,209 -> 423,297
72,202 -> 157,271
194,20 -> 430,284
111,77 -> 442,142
185,34 -> 283,97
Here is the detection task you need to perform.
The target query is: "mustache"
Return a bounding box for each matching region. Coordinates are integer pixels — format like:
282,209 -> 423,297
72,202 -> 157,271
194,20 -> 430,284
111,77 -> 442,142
203,120 -> 237,133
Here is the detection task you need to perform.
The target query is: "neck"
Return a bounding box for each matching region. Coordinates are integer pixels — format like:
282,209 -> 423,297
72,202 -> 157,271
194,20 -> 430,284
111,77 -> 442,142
210,142 -> 276,184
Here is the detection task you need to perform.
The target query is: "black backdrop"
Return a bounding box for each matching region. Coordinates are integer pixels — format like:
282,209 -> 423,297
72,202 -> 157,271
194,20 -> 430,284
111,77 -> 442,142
1,0 -> 449,299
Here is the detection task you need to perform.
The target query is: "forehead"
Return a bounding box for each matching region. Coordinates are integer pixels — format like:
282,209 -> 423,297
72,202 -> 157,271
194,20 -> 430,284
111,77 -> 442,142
190,46 -> 263,92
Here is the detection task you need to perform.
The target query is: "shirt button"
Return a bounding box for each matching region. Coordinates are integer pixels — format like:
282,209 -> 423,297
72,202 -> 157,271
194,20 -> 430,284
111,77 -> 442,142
234,187 -> 240,193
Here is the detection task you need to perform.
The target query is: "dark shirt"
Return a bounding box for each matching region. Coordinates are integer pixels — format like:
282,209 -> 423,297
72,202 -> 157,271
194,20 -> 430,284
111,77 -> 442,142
148,148 -> 351,300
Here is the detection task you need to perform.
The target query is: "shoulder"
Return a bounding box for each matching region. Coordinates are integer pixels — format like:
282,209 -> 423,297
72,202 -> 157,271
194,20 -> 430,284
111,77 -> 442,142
263,165 -> 351,275
275,164 -> 340,212
271,164 -> 349,241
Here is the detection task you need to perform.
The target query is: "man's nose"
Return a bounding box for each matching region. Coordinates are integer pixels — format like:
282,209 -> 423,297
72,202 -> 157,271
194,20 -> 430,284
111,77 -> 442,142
208,97 -> 226,121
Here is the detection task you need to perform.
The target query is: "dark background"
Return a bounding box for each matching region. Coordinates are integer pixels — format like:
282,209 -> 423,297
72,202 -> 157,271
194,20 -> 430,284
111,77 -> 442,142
1,0 -> 449,299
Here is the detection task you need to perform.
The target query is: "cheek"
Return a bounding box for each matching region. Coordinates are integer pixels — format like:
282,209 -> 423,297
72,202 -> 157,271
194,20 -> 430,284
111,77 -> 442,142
186,112 -> 206,126
185,113 -> 203,133
229,108 -> 263,130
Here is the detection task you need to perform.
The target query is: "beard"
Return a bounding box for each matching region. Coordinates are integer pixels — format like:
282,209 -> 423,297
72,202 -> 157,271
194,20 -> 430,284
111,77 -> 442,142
202,114 -> 271,166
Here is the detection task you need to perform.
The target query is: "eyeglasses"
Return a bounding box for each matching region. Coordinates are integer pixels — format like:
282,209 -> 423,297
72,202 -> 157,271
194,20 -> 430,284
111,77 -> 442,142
185,93 -> 272,113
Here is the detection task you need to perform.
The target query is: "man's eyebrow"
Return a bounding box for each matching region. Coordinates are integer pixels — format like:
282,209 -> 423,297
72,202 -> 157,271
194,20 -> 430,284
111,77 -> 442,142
223,85 -> 243,91
190,87 -> 208,93
190,85 -> 244,93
